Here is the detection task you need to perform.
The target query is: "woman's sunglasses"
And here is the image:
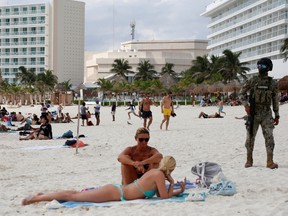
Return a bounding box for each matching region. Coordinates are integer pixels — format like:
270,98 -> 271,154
138,138 -> 150,142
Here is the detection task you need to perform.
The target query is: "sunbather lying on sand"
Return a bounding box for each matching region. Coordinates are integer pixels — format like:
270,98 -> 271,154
22,156 -> 186,205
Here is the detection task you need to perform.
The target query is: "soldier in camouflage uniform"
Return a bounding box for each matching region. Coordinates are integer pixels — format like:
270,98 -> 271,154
239,58 -> 279,169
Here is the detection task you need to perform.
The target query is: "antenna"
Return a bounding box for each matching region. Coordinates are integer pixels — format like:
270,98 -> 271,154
130,20 -> 136,40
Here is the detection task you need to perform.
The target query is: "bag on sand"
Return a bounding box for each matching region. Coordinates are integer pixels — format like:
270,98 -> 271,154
62,130 -> 73,138
191,162 -> 222,188
208,180 -> 237,196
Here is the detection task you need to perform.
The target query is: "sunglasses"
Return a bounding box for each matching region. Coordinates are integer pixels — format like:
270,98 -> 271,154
257,64 -> 267,69
138,138 -> 150,142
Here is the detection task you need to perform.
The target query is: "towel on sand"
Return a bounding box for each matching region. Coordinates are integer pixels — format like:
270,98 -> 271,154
46,193 -> 189,209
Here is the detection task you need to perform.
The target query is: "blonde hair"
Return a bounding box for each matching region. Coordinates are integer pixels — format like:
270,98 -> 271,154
159,156 -> 176,175
135,127 -> 150,137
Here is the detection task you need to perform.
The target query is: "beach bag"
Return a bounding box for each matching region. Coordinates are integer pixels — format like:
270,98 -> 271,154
62,130 -> 73,138
191,162 -> 222,188
64,139 -> 77,146
87,120 -> 94,126
208,180 -> 237,196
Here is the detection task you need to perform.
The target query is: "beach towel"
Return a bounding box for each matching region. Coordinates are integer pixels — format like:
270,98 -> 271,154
46,193 -> 189,209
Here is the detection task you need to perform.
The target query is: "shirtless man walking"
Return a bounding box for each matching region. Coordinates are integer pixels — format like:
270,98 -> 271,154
160,91 -> 174,130
139,94 -> 158,130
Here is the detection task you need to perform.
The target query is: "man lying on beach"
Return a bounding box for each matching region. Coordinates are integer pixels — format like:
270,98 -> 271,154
118,127 -> 163,185
22,156 -> 186,205
198,111 -> 223,118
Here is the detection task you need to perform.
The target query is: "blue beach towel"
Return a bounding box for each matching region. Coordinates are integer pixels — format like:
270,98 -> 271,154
47,193 -> 189,209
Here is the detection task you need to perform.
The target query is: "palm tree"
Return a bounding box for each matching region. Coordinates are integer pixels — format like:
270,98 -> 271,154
134,60 -> 157,81
110,58 -> 132,81
17,66 -> 36,88
219,49 -> 249,83
187,55 -> 212,84
96,78 -> 113,101
280,38 -> 288,62
58,79 -> 72,105
0,80 -> 11,104
36,70 -> 58,102
160,63 -> 177,78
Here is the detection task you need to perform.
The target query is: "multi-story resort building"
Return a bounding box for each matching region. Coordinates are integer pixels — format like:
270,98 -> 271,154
85,39 -> 208,83
202,0 -> 288,79
0,0 -> 85,85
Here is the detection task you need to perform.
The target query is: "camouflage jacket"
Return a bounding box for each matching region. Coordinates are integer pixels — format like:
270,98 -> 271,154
239,75 -> 279,118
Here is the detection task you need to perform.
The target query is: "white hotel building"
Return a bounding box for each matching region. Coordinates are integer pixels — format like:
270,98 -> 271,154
0,0 -> 85,85
202,0 -> 288,79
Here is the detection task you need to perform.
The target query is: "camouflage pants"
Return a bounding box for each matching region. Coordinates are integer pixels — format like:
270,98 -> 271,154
245,109 -> 275,153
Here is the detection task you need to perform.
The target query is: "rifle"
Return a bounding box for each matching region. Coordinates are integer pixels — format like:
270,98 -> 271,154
246,96 -> 255,137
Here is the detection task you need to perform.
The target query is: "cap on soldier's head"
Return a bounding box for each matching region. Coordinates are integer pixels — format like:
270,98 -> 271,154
257,58 -> 273,71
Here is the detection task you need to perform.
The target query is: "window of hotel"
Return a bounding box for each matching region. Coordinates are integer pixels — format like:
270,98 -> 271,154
13,18 -> 19,24
13,38 -> 18,45
40,6 -> 45,12
13,28 -> 18,35
13,8 -> 19,15
5,48 -> 10,55
40,27 -> 45,33
31,27 -> 36,34
40,57 -> 44,64
31,17 -> 36,24
5,19 -> 10,25
13,58 -> 18,65
22,17 -> 27,24
31,47 -> 36,54
31,38 -> 36,45
31,6 -> 36,13
31,58 -> 36,64
40,16 -> 45,23
40,37 -> 45,43
5,59 -> 9,64
22,7 -> 28,13
22,48 -> 27,54
23,28 -> 27,35
5,8 -> 10,14
5,39 -> 9,45
40,47 -> 45,53
5,29 -> 10,35
13,48 -> 18,54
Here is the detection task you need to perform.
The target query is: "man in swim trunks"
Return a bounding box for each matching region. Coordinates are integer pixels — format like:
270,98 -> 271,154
139,94 -> 158,130
118,127 -> 163,185
160,91 -> 174,130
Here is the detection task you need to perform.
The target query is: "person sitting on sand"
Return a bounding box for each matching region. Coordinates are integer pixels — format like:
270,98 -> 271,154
118,127 -> 163,185
17,117 -> 33,131
0,124 -> 10,132
198,111 -> 223,118
20,115 -> 52,140
22,156 -> 186,205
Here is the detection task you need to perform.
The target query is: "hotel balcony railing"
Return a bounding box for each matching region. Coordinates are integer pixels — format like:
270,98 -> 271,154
0,51 -> 45,56
0,20 -> 46,27
0,62 -> 39,66
210,0 -> 286,23
0,31 -> 46,36
0,10 -> 46,16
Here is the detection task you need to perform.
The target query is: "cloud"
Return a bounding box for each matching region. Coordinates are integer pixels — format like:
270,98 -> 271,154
84,0 -> 212,51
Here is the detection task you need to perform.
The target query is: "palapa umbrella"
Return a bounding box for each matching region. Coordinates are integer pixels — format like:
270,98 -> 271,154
159,73 -> 177,89
223,80 -> 242,92
207,81 -> 225,93
278,75 -> 288,91
193,83 -> 209,95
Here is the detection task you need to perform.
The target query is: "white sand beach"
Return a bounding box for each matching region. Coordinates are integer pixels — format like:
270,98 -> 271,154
0,103 -> 288,216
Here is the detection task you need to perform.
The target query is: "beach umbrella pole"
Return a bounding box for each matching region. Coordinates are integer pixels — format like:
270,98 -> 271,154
76,98 -> 80,154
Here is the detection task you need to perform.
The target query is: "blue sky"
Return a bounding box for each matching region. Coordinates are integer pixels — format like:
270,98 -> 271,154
0,0 -> 213,51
